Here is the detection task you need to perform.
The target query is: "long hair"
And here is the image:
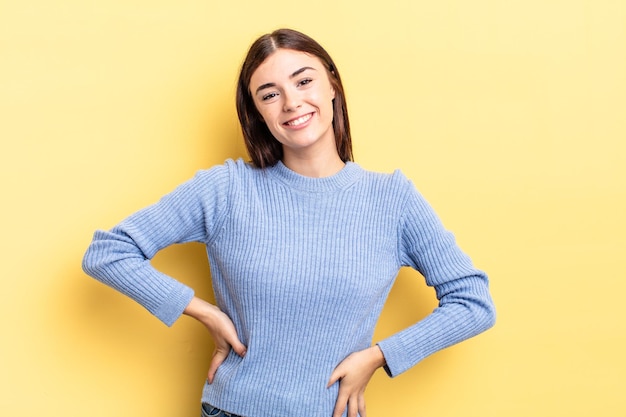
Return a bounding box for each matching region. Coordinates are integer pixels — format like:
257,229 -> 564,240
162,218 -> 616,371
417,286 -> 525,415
236,28 -> 353,168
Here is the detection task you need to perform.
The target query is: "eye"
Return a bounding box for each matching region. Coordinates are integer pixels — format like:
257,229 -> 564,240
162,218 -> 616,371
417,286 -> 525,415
297,78 -> 313,87
261,92 -> 279,101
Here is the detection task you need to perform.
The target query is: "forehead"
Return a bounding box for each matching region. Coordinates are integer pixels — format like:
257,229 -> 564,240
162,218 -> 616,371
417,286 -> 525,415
250,49 -> 326,85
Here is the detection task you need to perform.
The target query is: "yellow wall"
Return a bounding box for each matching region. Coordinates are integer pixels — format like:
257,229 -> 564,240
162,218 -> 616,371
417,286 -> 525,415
2,1 -> 624,415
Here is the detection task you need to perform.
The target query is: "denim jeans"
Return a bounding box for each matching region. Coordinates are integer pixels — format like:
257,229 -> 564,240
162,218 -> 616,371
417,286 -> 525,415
201,403 -> 243,417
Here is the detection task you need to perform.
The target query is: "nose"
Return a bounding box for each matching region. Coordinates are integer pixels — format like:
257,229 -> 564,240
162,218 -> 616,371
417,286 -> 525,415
282,89 -> 302,112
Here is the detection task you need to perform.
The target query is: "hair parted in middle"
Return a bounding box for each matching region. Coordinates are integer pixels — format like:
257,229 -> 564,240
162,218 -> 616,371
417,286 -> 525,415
236,28 -> 353,168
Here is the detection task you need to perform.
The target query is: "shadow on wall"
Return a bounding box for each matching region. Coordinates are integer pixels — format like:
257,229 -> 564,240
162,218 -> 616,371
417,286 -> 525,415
375,267 -> 439,341
51,242 -> 214,413
41,79 -> 247,413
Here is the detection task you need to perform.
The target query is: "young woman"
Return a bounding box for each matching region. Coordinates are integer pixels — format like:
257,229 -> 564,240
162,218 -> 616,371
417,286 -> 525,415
83,28 -> 496,417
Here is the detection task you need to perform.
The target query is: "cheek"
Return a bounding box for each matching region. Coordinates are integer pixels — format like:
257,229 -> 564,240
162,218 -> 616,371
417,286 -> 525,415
255,107 -> 274,125
262,109 -> 281,126
254,101 -> 282,124
320,91 -> 336,112
321,85 -> 336,105
260,110 -> 284,136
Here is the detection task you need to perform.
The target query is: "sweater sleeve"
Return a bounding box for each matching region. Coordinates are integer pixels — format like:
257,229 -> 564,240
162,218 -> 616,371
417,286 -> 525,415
82,164 -> 231,326
377,174 -> 496,377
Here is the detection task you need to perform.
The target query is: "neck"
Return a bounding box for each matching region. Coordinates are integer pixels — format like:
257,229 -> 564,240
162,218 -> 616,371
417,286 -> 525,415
282,151 -> 345,178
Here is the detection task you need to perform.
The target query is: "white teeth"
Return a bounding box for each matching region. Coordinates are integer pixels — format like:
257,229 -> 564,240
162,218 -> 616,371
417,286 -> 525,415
286,113 -> 312,126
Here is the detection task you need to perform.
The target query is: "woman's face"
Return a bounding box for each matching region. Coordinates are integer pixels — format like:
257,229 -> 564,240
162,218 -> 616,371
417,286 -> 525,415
249,48 -> 336,160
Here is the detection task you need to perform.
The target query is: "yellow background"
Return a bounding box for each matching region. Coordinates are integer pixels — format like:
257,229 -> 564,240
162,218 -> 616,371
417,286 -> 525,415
1,1 -> 625,416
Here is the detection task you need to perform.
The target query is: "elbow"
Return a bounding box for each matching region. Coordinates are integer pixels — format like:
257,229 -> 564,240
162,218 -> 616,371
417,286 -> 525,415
82,240 -> 103,279
468,275 -> 497,333
473,290 -> 496,334
82,247 -> 96,277
438,275 -> 496,334
482,300 -> 497,331
456,295 -> 495,341
82,230 -> 118,280
81,228 -> 146,283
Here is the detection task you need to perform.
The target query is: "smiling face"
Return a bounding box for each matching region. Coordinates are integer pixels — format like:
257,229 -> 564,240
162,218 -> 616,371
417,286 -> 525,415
249,48 -> 338,162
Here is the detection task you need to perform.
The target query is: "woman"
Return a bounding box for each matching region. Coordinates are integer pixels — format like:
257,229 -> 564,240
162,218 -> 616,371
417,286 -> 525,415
83,28 -> 496,417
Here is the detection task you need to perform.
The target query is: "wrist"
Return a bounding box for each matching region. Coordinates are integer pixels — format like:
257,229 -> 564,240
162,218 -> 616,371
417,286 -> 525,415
183,296 -> 219,323
369,345 -> 387,369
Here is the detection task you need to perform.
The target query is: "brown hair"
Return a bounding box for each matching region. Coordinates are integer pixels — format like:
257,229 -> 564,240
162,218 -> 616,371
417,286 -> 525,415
236,28 -> 353,168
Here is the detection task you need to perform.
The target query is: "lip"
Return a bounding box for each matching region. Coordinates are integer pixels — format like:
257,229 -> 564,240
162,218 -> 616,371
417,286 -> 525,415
283,112 -> 314,128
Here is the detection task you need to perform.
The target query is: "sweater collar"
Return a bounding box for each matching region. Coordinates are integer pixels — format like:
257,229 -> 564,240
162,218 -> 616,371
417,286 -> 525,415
267,160 -> 363,193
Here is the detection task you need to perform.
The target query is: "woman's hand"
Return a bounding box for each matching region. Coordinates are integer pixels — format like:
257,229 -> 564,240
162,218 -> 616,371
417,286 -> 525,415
183,296 -> 247,383
327,345 -> 386,417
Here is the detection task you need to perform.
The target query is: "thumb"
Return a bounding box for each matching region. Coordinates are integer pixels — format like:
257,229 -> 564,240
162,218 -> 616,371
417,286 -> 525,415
327,366 -> 344,388
207,349 -> 228,384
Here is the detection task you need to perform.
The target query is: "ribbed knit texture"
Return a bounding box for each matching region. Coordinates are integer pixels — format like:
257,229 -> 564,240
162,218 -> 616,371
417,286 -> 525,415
82,158 -> 495,417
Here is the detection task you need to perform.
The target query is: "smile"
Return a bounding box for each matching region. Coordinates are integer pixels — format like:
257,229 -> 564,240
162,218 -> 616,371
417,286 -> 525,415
284,113 -> 313,127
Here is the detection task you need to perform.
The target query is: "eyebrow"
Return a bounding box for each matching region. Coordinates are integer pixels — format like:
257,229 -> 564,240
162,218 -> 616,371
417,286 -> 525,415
254,66 -> 316,94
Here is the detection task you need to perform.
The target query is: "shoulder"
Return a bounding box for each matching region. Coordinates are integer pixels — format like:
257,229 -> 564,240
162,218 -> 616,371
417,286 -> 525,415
195,157 -> 249,177
358,166 -> 440,220
357,165 -> 416,197
191,158 -> 260,185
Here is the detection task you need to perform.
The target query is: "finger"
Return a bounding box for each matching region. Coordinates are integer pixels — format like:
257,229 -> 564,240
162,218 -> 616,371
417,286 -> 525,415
333,400 -> 348,417
207,349 -> 227,384
348,394 -> 359,417
332,395 -> 348,417
358,394 -> 367,417
229,338 -> 247,357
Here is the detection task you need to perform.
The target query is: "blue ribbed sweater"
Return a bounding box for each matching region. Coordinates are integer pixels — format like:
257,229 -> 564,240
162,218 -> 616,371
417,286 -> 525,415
82,159 -> 495,417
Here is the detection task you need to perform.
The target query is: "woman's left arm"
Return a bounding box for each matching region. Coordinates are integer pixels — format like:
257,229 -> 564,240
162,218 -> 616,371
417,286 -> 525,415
377,178 -> 496,377
328,174 -> 496,416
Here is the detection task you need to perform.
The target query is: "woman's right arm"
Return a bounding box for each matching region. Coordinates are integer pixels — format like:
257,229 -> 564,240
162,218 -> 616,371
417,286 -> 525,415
83,164 -> 246,379
82,165 -> 232,326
